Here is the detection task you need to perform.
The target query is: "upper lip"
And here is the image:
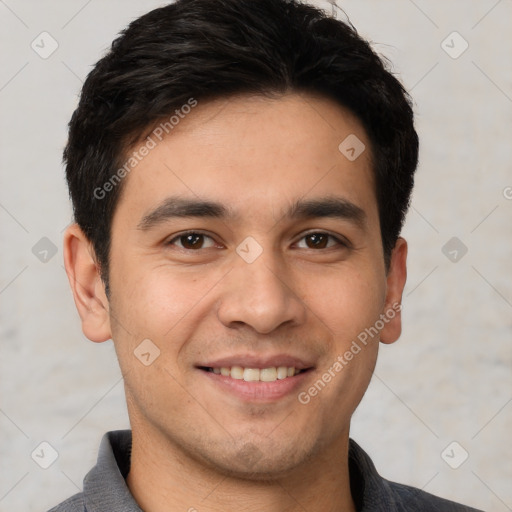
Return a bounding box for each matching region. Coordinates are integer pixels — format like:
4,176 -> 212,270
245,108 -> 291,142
196,354 -> 315,370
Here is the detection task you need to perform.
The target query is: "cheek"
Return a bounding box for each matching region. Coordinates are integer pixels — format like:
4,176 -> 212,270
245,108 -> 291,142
298,265 -> 384,420
107,266 -> 212,419
297,262 -> 386,341
108,264 -> 223,360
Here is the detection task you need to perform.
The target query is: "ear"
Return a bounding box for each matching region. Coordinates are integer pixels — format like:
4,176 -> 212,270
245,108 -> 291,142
63,224 -> 112,343
380,237 -> 407,345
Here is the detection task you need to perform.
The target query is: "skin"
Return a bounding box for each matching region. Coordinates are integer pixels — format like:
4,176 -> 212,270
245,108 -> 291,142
64,93 -> 407,512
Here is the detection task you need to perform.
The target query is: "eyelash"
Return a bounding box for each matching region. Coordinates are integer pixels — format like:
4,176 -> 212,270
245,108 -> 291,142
167,230 -> 349,251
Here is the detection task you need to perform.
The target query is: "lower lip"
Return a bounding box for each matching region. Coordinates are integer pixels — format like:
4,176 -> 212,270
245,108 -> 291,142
199,369 -> 311,402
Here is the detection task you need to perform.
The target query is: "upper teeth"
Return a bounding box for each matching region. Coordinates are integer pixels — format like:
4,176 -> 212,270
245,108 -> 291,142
210,366 -> 298,382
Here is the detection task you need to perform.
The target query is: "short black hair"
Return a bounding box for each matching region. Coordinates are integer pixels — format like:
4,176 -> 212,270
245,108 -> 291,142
64,0 -> 418,291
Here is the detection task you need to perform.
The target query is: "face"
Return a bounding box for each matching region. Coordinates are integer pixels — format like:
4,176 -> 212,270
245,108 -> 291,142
68,93 -> 406,478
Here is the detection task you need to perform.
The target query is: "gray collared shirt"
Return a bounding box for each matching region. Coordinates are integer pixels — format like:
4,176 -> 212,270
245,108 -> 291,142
48,430 -> 483,511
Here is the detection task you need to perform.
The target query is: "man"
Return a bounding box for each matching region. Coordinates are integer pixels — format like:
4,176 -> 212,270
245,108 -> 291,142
51,0 -> 482,510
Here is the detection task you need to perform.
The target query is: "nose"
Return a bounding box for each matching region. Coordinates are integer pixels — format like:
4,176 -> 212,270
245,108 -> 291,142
216,248 -> 307,334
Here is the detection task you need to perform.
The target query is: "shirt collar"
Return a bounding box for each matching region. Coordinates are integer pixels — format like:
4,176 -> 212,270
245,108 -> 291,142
348,437 -> 401,511
83,430 -> 142,512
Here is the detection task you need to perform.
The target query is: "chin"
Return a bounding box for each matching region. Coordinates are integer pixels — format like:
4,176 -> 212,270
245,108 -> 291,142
195,437 -> 319,481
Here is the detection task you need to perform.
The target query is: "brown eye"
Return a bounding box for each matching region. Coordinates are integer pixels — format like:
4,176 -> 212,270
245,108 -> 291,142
296,232 -> 346,250
180,233 -> 204,249
169,232 -> 216,250
305,233 -> 328,249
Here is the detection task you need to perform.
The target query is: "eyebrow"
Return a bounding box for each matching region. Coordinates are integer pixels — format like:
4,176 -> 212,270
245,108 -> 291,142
137,195 -> 367,231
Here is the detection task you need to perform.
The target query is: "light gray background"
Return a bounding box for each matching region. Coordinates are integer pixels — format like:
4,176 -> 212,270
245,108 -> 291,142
1,1 -> 511,511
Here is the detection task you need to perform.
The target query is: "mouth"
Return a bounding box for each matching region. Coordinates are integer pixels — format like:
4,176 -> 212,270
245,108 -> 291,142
195,357 -> 315,402
198,365 -> 310,382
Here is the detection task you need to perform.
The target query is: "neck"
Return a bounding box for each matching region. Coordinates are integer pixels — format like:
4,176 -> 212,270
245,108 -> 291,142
126,425 -> 357,512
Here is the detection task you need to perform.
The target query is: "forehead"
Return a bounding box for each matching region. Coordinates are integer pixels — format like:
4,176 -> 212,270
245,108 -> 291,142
114,93 -> 377,226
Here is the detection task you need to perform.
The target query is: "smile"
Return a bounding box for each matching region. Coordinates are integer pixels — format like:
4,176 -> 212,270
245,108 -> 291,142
200,366 -> 306,382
